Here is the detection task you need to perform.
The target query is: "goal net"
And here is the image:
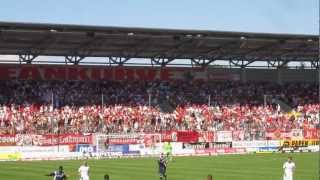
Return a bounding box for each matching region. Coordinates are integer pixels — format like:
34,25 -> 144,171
95,133 -> 162,158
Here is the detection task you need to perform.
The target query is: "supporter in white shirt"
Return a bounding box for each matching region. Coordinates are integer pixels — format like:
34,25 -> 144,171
283,156 -> 295,180
78,161 -> 90,180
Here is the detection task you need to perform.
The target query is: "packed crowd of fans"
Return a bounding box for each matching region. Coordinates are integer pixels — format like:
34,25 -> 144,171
0,80 -> 318,138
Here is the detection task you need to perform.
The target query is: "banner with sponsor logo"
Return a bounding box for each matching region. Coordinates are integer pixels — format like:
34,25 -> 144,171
106,134 -> 143,145
281,139 -> 319,148
0,153 -> 21,161
216,131 -> 232,142
105,134 -> 161,145
281,147 -> 316,153
232,140 -> 280,148
258,147 -> 278,152
160,131 -> 199,143
75,144 -> 96,153
36,134 -> 92,146
97,131 -> 200,154
0,135 -> 16,146
0,134 -> 92,146
0,145 -> 70,153
194,148 -> 246,155
183,142 -> 231,150
15,134 -> 43,146
107,144 -> 129,153
265,130 -> 291,140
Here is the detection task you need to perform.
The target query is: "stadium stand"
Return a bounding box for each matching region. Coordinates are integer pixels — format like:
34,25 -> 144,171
0,80 -> 318,138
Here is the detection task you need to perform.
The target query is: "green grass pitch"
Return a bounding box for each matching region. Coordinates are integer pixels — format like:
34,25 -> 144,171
0,153 -> 317,180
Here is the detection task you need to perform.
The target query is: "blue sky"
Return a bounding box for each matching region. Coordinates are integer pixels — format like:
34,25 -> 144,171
0,0 -> 318,34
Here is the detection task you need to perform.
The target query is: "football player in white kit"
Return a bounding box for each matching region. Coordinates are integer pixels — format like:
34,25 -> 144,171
283,156 -> 295,180
78,161 -> 90,180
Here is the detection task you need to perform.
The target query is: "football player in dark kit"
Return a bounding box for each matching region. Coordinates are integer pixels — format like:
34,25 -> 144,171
46,166 -> 67,180
158,153 -> 167,180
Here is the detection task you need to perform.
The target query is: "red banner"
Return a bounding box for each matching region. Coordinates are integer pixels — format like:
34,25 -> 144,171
176,131 -> 199,143
303,129 -> 320,139
160,131 -> 199,142
198,131 -> 215,142
0,65 -> 207,81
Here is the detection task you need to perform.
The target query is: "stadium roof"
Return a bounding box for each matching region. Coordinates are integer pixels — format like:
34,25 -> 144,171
0,21 -> 318,68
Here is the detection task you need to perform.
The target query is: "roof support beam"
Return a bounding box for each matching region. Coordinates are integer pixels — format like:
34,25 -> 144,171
311,61 -> 319,69
65,55 -> 85,65
229,59 -> 256,68
191,58 -> 215,67
107,56 -> 130,66
151,57 -> 174,67
19,54 -> 38,64
278,60 -> 290,68
267,59 -> 290,68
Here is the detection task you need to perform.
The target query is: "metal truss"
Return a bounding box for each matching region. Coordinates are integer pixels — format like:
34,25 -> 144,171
17,34 -> 54,64
311,61 -> 319,69
65,55 -> 85,65
107,56 -> 130,66
191,58 -> 215,67
266,59 -> 289,68
229,59 -> 256,68
19,54 -> 38,64
151,57 -> 174,66
64,34 -> 106,65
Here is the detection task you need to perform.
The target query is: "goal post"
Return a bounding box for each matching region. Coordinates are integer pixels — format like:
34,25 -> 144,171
95,133 -> 162,158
